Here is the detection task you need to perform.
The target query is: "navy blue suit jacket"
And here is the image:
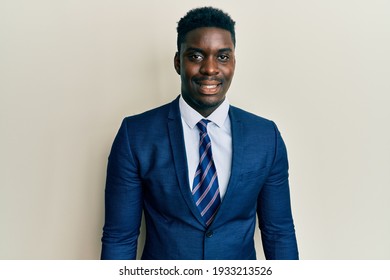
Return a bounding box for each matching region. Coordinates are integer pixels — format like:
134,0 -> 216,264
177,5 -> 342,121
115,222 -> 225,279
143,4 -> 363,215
101,97 -> 298,260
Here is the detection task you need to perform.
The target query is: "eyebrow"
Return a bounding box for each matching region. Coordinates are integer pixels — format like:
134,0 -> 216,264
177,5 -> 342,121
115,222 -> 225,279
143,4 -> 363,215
218,48 -> 234,53
184,47 -> 234,53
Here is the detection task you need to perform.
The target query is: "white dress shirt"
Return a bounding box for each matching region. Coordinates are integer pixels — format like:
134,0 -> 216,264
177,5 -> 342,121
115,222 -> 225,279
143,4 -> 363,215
179,96 -> 232,200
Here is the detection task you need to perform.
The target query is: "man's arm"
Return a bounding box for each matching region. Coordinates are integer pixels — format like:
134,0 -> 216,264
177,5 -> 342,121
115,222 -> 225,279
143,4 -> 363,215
257,122 -> 299,260
101,118 -> 143,260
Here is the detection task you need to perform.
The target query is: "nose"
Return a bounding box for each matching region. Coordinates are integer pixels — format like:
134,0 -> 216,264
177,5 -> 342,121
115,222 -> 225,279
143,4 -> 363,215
200,57 -> 219,76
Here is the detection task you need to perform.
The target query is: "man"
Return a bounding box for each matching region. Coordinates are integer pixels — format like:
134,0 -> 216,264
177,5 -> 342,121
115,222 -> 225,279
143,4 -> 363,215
101,7 -> 298,260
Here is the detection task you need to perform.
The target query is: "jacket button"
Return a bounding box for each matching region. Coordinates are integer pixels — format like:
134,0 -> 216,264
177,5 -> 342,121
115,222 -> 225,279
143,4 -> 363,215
206,231 -> 213,238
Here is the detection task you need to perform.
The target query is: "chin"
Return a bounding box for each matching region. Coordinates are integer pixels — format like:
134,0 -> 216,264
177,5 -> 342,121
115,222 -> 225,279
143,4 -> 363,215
197,97 -> 224,108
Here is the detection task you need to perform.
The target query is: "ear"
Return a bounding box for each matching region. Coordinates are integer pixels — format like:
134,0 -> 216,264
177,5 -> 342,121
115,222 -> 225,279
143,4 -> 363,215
174,52 -> 180,75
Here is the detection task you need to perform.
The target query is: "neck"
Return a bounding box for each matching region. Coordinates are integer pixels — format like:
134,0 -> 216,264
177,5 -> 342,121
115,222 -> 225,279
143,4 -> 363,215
182,95 -> 225,118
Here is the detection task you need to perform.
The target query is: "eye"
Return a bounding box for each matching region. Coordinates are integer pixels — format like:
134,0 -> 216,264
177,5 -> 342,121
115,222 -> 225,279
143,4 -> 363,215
218,54 -> 230,62
188,53 -> 203,61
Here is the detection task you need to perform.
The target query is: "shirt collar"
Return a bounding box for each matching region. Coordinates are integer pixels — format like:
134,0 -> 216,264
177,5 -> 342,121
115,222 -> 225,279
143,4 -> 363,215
179,95 -> 230,129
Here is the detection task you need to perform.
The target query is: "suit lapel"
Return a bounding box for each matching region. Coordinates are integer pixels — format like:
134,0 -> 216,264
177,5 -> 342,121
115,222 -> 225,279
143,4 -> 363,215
167,97 -> 206,227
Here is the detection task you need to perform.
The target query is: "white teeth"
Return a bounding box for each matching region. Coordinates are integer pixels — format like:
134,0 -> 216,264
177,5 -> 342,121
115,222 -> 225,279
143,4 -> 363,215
201,85 -> 218,89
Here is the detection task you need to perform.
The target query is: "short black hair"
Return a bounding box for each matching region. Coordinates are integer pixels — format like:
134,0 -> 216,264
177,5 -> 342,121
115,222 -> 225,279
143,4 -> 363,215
176,7 -> 236,52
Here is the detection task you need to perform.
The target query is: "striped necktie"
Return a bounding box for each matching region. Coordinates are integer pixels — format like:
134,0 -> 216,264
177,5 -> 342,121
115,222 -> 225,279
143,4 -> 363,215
192,119 -> 221,226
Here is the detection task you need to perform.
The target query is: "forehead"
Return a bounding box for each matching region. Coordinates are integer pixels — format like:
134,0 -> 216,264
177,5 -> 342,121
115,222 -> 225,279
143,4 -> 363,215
181,27 -> 234,52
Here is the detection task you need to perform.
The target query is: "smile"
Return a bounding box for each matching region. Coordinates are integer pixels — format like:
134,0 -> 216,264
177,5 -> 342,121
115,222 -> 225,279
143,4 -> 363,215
196,82 -> 222,95
200,84 -> 219,89
195,80 -> 222,88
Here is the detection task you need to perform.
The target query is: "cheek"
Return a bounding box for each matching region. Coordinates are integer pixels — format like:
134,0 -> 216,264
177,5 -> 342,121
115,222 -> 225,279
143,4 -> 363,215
223,67 -> 234,81
183,67 -> 198,82
228,64 -> 235,77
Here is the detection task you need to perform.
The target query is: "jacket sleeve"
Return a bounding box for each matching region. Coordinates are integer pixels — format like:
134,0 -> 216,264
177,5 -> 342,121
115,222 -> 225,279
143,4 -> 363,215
257,122 -> 299,260
101,118 -> 143,260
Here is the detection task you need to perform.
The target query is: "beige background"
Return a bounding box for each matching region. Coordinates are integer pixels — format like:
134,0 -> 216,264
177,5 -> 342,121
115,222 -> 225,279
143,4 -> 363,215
1,0 -> 389,259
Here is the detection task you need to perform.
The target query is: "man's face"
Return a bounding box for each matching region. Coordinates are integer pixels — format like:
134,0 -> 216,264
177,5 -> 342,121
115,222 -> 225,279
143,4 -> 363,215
174,27 -> 235,117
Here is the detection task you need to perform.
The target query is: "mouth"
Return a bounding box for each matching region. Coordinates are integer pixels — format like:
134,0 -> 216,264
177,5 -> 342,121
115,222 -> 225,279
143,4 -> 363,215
194,79 -> 222,94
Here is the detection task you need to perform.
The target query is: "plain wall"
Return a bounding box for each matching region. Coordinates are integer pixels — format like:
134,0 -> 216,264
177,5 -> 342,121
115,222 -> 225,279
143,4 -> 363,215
1,0 -> 389,259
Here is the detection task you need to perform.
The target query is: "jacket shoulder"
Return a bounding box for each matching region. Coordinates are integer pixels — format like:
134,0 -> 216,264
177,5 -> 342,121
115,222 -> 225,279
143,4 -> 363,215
124,102 -> 172,124
229,105 -> 275,127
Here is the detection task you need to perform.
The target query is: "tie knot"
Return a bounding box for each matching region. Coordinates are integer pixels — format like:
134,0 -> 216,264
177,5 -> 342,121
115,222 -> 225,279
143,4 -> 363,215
196,119 -> 210,134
